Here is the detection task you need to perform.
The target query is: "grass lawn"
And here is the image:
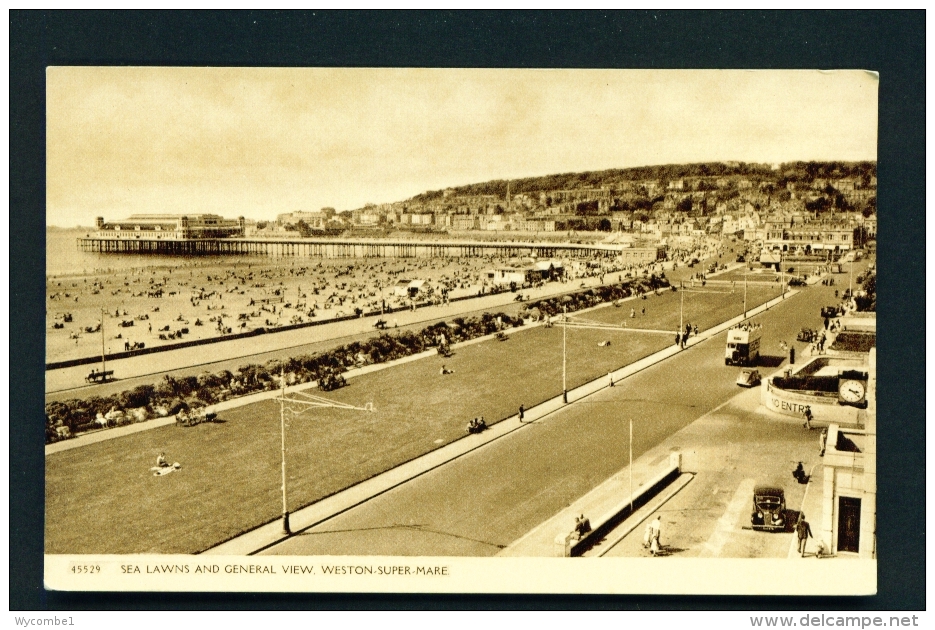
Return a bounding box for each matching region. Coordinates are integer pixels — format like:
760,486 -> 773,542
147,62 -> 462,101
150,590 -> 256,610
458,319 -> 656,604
713,268 -> 785,283
46,286 -> 777,554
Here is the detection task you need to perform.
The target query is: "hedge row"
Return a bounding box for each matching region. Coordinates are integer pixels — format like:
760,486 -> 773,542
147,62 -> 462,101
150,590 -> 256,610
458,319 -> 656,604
45,276 -> 663,444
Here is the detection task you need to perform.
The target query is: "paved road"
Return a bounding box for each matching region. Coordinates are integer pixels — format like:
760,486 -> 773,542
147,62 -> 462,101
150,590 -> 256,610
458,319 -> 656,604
262,275 -> 839,557
594,385 -> 818,559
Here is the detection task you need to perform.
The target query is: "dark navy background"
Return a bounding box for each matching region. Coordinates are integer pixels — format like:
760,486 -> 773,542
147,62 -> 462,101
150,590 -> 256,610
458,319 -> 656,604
10,10 -> 925,611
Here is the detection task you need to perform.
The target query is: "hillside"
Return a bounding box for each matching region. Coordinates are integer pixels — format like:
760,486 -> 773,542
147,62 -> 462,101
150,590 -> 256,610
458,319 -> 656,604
411,161 -> 877,202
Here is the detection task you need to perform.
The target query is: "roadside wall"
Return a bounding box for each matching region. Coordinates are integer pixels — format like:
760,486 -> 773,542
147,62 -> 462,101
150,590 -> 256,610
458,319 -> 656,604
761,379 -> 861,425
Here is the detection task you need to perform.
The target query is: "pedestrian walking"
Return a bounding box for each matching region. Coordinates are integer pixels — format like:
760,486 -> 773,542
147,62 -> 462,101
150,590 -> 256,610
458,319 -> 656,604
796,515 -> 813,556
649,514 -> 662,556
819,428 -> 827,457
803,405 -> 813,430
675,332 -> 682,348
518,404 -> 525,421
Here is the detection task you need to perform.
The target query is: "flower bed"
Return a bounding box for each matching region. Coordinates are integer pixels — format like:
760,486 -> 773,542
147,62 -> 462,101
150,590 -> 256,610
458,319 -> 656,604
829,332 -> 876,354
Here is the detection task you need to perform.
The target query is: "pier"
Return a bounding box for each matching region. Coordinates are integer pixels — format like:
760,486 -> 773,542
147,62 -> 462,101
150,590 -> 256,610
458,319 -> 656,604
77,236 -> 652,260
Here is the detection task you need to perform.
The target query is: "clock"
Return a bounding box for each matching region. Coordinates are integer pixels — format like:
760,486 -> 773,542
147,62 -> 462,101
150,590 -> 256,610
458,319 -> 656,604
839,379 -> 866,404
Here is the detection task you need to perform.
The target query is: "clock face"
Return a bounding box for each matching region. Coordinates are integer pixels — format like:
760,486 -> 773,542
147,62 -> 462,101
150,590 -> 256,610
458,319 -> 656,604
839,379 -> 866,403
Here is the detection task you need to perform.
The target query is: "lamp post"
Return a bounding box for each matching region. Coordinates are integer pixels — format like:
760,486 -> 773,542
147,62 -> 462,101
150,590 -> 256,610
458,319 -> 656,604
100,306 -> 106,378
743,273 -> 748,318
279,376 -> 289,534
277,371 -> 373,536
849,254 -> 854,295
780,252 -> 785,299
629,418 -> 633,516
562,306 -> 568,403
679,281 -> 684,332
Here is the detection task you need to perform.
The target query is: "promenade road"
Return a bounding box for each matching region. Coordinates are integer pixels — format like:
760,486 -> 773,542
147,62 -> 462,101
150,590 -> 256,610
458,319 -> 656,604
261,277 -> 837,557
590,385 -> 819,559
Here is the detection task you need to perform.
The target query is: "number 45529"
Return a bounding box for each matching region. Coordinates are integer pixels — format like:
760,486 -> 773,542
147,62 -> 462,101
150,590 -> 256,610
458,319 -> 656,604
70,564 -> 101,574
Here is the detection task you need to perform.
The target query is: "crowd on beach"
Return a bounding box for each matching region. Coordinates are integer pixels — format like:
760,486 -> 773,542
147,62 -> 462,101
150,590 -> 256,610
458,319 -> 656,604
47,252 -> 675,364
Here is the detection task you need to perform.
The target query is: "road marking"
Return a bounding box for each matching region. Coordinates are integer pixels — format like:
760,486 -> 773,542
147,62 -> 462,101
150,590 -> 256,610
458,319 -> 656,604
561,323 -> 675,335
700,478 -> 755,558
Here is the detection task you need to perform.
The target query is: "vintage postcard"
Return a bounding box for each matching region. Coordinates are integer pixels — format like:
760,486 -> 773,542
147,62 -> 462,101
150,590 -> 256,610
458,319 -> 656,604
44,68 -> 878,593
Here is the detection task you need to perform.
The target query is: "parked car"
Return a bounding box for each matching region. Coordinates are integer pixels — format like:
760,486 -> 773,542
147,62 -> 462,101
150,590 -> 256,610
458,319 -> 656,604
751,485 -> 786,531
797,328 -> 818,342
736,368 -> 761,388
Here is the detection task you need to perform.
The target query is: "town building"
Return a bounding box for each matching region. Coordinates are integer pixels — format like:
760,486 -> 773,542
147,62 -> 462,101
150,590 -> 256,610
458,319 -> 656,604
763,219 -> 856,255
820,347 -> 876,559
277,211 -> 329,229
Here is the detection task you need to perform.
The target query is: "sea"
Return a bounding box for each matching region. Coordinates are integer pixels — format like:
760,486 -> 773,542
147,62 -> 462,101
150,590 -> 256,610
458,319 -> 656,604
45,229 -> 245,278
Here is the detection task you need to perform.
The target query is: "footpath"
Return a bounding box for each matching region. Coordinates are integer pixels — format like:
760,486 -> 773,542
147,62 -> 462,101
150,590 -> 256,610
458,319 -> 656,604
203,287 -> 800,555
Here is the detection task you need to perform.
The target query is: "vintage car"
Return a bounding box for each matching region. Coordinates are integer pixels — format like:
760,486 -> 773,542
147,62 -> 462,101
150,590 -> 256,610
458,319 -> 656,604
751,485 -> 786,531
736,368 -> 761,388
797,328 -> 818,342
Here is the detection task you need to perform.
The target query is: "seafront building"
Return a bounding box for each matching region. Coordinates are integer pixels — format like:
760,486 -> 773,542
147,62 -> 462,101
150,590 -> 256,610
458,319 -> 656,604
95,214 -> 245,239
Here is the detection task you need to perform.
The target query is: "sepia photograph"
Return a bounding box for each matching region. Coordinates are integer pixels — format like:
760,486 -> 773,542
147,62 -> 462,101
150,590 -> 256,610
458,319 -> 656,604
42,67 -> 880,594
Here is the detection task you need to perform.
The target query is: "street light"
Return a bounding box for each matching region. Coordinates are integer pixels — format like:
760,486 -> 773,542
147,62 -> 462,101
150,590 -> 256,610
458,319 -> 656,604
629,418 -> 633,516
849,254 -> 854,295
100,306 -> 106,377
679,281 -> 684,332
780,251 -> 785,299
562,306 -> 568,403
277,372 -> 373,535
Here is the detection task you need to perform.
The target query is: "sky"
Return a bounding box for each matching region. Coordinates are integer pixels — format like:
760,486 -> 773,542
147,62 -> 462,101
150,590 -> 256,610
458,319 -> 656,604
46,68 -> 878,227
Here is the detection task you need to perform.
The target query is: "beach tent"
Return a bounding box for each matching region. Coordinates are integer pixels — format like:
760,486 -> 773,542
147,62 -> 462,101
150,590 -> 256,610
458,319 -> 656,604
392,279 -> 412,297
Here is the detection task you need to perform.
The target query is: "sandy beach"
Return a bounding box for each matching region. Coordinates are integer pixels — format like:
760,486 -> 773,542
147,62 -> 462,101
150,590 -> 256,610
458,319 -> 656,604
46,248 -> 674,365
